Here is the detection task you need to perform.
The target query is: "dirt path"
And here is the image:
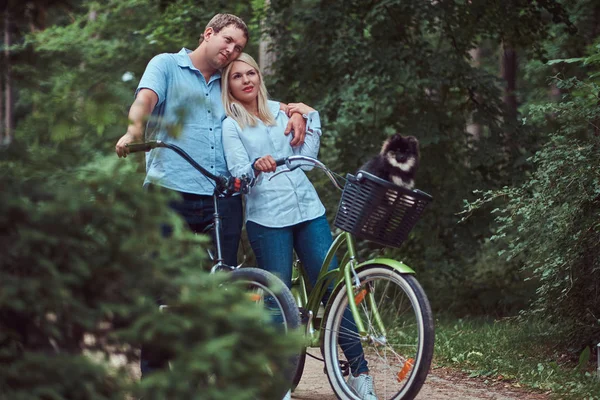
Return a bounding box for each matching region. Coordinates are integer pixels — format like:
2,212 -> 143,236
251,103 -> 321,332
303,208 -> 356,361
292,351 -> 549,400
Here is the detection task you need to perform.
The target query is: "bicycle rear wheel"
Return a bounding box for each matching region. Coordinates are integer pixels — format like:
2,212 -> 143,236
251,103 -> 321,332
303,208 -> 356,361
322,265 -> 434,400
229,267 -> 301,390
230,267 -> 300,331
291,348 -> 306,389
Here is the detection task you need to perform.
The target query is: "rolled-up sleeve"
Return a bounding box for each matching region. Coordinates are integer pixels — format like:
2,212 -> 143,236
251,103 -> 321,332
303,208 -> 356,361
292,110 -> 321,171
136,54 -> 169,106
222,118 -> 255,178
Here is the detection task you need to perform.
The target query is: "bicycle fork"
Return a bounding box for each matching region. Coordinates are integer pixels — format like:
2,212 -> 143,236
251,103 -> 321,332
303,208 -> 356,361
342,233 -> 387,342
209,194 -> 235,273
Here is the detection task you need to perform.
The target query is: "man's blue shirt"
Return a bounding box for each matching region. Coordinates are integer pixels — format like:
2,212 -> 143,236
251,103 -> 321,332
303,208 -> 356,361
137,48 -> 229,195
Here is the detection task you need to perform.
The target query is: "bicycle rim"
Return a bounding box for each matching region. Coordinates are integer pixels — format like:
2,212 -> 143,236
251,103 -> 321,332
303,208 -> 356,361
322,266 -> 434,400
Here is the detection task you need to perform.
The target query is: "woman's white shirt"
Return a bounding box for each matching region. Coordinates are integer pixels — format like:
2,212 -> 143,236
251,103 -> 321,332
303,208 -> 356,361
222,100 -> 326,228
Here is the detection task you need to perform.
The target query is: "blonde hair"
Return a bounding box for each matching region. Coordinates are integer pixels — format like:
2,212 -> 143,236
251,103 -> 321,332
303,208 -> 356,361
222,53 -> 276,129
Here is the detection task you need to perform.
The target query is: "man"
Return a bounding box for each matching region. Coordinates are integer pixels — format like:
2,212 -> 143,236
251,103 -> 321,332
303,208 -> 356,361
115,14 -> 305,386
116,13 -> 306,266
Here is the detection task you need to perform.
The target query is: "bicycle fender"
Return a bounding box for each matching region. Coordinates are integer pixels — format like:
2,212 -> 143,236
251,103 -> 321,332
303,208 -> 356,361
355,258 -> 415,274
329,258 -> 416,300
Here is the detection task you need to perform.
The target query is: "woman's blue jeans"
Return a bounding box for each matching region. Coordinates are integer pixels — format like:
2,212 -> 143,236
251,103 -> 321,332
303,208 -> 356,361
246,214 -> 369,375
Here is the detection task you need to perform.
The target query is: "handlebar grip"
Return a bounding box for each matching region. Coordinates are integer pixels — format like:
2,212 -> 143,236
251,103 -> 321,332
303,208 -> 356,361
126,142 -> 156,153
274,158 -> 287,166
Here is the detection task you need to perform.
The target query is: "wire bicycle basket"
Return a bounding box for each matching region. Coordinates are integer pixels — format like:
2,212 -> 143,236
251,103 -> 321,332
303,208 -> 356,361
334,171 -> 433,248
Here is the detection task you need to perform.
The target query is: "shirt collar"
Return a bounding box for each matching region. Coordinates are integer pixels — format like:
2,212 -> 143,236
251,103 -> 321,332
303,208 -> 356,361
176,48 -> 222,84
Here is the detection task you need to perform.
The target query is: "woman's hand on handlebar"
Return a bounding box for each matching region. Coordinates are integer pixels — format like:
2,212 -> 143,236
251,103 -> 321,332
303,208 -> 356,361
253,155 -> 278,174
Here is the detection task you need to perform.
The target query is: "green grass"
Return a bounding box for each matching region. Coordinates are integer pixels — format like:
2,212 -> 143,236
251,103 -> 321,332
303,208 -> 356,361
433,317 -> 600,399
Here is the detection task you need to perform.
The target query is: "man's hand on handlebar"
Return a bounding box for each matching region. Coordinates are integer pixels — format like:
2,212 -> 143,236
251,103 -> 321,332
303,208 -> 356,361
115,131 -> 141,158
226,176 -> 254,195
252,155 -> 278,174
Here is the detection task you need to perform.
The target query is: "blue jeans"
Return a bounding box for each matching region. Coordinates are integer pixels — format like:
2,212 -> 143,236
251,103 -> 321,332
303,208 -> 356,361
166,192 -> 243,267
246,214 -> 369,375
141,189 -> 243,378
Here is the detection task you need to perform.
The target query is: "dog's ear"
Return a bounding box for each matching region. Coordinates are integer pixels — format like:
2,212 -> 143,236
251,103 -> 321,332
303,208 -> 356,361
381,133 -> 402,154
407,136 -> 419,145
380,137 -> 391,154
407,136 -> 419,152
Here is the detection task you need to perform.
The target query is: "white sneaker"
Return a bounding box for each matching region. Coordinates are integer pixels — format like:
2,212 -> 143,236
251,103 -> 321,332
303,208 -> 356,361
281,389 -> 291,400
347,374 -> 378,400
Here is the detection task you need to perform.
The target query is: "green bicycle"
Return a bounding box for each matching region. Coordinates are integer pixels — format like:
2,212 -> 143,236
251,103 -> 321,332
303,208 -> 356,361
273,155 -> 434,400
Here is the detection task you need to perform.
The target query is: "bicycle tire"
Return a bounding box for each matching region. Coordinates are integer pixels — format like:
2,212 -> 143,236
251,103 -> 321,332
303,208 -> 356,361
291,348 -> 307,389
229,267 -> 302,391
322,265 -> 434,400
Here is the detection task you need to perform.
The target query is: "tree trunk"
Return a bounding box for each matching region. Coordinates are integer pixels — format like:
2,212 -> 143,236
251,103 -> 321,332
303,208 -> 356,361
0,15 -> 4,145
258,0 -> 276,76
592,4 -> 600,136
466,47 -> 483,141
499,43 -> 518,161
4,11 -> 13,145
500,45 -> 518,123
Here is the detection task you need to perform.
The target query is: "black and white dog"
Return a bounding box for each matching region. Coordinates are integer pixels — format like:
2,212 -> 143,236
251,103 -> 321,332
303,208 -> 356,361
359,134 -> 420,189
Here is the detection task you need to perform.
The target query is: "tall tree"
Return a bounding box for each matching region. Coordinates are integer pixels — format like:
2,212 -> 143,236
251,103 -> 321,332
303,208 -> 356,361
3,11 -> 13,145
265,0 -> 573,313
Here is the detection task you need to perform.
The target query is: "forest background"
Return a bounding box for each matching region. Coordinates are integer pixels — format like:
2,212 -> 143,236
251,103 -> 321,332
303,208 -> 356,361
1,0 -> 599,399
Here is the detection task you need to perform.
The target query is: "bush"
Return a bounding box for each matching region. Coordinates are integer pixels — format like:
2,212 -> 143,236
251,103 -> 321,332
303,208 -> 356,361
0,141 -> 298,399
462,50 -> 600,351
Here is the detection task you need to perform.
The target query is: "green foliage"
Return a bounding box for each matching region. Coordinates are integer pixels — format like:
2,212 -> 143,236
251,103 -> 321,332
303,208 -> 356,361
12,0 -> 259,149
1,126 -> 299,398
7,0 -> 600,394
435,317 -> 600,399
265,0 -> 573,315
463,42 -> 600,350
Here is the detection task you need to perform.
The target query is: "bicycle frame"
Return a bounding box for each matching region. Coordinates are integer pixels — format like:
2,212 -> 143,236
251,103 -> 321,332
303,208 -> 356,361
293,230 -> 417,348
275,154 -> 427,349
126,140 -> 251,273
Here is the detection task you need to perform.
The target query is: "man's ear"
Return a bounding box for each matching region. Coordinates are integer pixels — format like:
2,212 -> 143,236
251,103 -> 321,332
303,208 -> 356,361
203,27 -> 214,41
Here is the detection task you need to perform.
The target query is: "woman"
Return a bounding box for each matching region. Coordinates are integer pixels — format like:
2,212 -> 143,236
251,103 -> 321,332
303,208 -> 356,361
221,53 -> 377,400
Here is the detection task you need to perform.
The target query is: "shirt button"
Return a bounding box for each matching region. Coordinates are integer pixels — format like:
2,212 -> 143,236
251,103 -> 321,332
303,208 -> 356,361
208,110 -> 211,113
205,93 -> 209,96
210,166 -> 214,169
209,128 -> 213,131
211,146 -> 214,149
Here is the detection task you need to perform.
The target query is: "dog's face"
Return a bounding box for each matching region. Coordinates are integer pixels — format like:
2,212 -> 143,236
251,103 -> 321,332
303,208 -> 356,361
381,134 -> 419,166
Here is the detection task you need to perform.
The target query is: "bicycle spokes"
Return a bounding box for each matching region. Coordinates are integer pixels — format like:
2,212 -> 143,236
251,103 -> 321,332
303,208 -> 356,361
323,267 -> 434,400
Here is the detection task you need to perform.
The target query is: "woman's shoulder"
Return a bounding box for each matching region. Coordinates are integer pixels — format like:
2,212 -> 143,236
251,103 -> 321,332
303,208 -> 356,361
267,100 -> 285,119
222,116 -> 240,131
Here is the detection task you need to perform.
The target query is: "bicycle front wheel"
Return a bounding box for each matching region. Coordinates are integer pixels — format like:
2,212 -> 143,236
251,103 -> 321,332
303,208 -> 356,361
322,265 -> 434,400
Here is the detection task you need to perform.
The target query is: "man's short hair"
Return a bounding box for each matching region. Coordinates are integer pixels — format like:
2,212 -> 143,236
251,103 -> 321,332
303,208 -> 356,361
199,14 -> 248,43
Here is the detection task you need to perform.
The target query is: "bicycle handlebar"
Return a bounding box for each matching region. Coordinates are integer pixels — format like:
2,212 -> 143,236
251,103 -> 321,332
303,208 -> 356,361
272,156 -> 431,199
270,155 -> 345,191
126,142 -> 157,153
125,141 -> 254,195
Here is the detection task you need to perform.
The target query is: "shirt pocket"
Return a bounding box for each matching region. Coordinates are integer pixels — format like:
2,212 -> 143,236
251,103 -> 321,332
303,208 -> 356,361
168,86 -> 212,125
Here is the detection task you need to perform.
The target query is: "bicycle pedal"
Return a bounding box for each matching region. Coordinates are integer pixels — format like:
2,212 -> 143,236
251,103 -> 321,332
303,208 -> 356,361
340,360 -> 350,377
323,360 -> 350,377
